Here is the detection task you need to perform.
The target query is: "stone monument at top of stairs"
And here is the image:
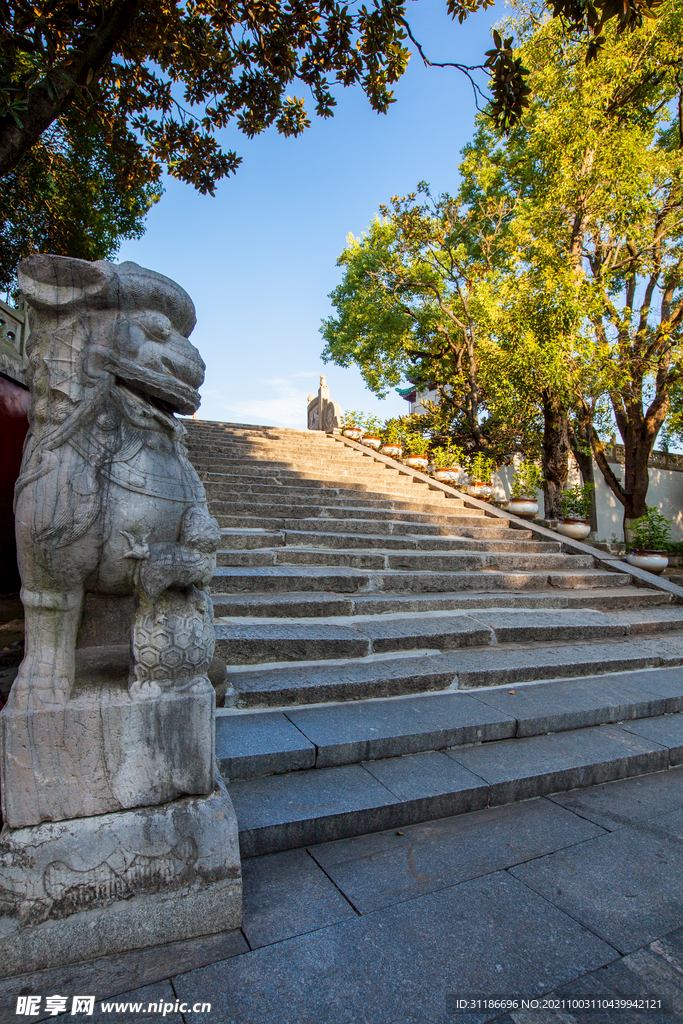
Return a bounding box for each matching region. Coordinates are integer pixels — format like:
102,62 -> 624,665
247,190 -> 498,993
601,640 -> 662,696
0,255 -> 241,977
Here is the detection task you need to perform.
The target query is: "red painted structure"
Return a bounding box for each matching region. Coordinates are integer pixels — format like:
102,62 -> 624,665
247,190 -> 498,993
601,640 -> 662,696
1,374 -> 29,594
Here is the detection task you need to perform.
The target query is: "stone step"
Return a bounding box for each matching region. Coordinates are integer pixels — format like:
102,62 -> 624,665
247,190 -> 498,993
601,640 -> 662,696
205,485 -> 460,508
200,467 -> 439,488
213,505 -> 487,525
214,548 -> 593,572
220,631 -> 683,707
204,480 -> 441,501
212,608 -> 683,666
186,436 -> 336,448
216,532 -> 559,555
207,494 -> 472,517
210,586 -> 673,619
191,448 -> 370,464
210,565 -> 628,595
217,665 -> 683,779
223,680 -> 683,855
218,515 -> 517,537
185,430 -> 336,444
189,454 -> 389,471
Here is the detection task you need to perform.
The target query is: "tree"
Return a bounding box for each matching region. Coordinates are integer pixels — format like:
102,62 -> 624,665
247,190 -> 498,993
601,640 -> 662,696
320,184 -> 537,463
461,2 -> 683,528
0,0 -> 663,197
0,110 -> 160,291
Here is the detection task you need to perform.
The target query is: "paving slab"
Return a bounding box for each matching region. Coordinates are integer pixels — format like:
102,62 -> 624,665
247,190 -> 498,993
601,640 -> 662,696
307,797 -> 606,914
285,692 -> 515,768
0,981 -> 184,1024
85,982 -> 183,1023
447,724 -> 669,805
550,766 -> 683,831
511,808 -> 683,954
470,675 -> 673,737
621,713 -> 683,764
0,930 -> 247,1024
230,763 -> 402,856
172,871 -> 617,1024
215,712 -> 315,780
241,848 -> 357,949
544,955 -> 677,1024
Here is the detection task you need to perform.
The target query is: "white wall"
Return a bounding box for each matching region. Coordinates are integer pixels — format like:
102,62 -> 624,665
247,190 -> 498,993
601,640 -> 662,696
592,462 -> 683,542
489,457 -> 683,542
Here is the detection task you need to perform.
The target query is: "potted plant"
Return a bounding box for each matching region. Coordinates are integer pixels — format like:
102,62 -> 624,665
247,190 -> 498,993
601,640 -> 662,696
403,430 -> 430,470
626,507 -> 671,574
342,410 -> 363,441
557,483 -> 594,540
380,419 -> 404,458
360,414 -> 383,450
508,461 -> 543,519
466,453 -> 496,501
430,440 -> 464,483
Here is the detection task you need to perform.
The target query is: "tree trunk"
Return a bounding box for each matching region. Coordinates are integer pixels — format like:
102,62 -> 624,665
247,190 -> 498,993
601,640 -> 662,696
568,409 -> 598,533
589,388 -> 668,536
541,390 -> 570,519
619,415 -> 653,530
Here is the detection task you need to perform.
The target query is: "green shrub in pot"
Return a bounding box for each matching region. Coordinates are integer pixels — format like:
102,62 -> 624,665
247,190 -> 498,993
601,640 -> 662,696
403,430 -> 430,458
467,453 -> 496,484
626,506 -> 672,574
510,461 -> 544,498
559,483 -> 595,519
430,440 -> 464,469
630,507 -> 672,550
465,453 -> 497,501
508,460 -> 543,518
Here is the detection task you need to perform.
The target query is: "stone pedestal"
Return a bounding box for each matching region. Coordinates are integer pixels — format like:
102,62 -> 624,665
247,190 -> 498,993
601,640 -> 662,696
0,775 -> 241,977
2,255 -> 243,974
1,661 -> 215,828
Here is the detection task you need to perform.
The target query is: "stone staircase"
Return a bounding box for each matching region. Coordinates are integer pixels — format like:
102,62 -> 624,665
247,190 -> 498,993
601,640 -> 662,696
184,419 -> 683,856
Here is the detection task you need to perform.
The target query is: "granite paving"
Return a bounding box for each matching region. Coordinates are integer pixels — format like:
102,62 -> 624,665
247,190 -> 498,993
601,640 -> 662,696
6,769 -> 683,1022
511,805 -> 683,954
307,797 -> 606,913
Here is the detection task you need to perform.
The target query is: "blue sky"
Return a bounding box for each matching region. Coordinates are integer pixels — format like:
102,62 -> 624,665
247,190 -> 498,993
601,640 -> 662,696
117,2 -> 505,429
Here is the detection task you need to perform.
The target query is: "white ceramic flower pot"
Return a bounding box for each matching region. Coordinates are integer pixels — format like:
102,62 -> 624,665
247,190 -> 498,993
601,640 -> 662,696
468,481 -> 493,501
557,518 -> 591,540
626,550 -> 669,575
362,436 -> 382,450
433,467 -> 460,483
507,497 -> 539,519
342,427 -> 363,441
404,456 -> 429,470
381,444 -> 403,458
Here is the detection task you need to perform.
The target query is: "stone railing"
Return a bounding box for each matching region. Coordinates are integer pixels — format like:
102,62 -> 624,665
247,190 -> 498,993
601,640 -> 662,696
602,441 -> 683,473
307,375 -> 342,432
0,297 -> 28,385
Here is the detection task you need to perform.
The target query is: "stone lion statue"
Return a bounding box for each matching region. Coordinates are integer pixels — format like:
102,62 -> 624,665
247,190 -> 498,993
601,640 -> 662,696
11,255 -> 220,713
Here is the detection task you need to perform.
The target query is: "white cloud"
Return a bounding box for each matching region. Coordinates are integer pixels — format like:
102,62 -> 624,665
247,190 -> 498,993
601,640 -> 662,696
199,374 -> 319,429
